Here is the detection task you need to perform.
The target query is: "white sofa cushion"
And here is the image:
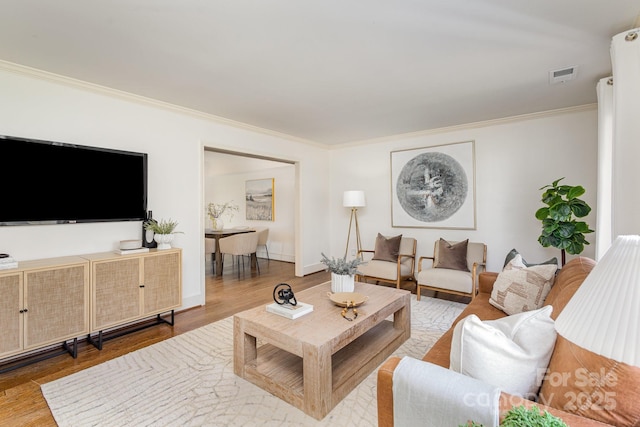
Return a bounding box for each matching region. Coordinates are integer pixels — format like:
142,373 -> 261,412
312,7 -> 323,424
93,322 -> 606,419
449,305 -> 557,399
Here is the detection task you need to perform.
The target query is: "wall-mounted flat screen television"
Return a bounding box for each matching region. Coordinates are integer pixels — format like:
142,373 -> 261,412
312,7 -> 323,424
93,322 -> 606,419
1,135 -> 147,226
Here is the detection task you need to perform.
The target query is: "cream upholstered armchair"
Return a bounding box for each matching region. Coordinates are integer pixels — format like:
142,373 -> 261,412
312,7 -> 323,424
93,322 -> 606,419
218,232 -> 260,274
356,233 -> 417,289
416,238 -> 486,300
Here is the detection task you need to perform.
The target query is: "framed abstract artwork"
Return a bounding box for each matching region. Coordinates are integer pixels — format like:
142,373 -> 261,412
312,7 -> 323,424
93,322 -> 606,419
245,178 -> 274,221
391,141 -> 476,229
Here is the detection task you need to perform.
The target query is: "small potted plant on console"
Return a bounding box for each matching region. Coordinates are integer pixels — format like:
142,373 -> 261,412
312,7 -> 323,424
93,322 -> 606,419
144,218 -> 182,249
321,253 -> 364,293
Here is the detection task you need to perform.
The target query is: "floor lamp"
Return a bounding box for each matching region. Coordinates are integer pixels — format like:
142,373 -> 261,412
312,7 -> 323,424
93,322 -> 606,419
343,190 -> 365,259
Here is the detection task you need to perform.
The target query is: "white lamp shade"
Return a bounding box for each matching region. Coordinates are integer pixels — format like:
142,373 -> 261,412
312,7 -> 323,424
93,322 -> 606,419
343,190 -> 366,208
555,235 -> 640,367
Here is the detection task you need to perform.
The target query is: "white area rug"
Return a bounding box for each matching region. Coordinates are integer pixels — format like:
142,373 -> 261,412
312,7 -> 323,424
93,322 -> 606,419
41,295 -> 465,427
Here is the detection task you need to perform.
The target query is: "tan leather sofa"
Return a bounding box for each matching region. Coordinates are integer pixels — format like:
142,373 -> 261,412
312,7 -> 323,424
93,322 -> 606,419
377,256 -> 618,427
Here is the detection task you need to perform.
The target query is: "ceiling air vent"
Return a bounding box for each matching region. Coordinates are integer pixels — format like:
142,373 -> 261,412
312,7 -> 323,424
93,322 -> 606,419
549,66 -> 577,84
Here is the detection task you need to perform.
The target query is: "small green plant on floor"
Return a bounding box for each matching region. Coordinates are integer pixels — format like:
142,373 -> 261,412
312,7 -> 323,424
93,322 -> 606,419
459,405 -> 568,427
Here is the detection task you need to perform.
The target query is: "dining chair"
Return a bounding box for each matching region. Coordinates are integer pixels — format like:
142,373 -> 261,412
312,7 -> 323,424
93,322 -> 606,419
255,227 -> 270,261
205,238 -> 216,273
218,232 -> 260,274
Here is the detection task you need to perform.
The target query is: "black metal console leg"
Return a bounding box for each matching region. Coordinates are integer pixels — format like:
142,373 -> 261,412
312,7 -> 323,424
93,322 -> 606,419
0,339 -> 80,373
62,338 -> 79,358
157,310 -> 175,326
89,310 -> 175,351
87,331 -> 103,350
1,311 -> 176,372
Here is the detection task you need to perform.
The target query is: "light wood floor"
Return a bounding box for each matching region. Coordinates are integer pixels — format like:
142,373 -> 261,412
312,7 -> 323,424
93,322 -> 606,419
0,258 -> 422,426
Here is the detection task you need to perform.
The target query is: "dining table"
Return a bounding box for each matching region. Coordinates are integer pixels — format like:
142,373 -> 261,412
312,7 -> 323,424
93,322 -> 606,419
205,228 -> 255,276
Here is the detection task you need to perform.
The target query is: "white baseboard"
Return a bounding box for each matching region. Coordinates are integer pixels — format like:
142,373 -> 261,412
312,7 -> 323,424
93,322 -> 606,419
180,294 -> 204,311
257,248 -> 294,263
303,262 -> 326,276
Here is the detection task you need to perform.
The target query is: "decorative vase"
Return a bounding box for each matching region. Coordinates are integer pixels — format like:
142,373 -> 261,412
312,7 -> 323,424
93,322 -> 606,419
154,233 -> 174,250
211,217 -> 224,231
331,273 -> 355,293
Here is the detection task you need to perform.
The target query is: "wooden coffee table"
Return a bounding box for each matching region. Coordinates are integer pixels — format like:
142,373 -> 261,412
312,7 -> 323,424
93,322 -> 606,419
233,281 -> 411,420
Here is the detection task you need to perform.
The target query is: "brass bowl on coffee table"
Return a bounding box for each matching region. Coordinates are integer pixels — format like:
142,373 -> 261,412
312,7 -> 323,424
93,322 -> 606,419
327,292 -> 368,307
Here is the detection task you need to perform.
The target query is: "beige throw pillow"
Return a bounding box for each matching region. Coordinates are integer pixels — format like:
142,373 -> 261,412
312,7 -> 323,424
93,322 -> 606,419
372,233 -> 402,262
490,254 -> 557,315
450,305 -> 557,399
433,238 -> 469,271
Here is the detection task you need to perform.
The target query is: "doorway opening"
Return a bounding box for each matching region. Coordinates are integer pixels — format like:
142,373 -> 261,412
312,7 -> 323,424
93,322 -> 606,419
203,147 -> 298,298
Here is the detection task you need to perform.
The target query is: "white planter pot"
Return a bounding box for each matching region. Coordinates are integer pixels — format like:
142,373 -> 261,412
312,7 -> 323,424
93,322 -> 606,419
211,218 -> 224,231
154,233 -> 174,250
331,273 -> 355,293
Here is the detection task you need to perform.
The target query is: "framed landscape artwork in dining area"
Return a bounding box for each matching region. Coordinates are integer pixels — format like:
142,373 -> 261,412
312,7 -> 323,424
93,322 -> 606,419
391,140 -> 476,230
246,178 -> 275,221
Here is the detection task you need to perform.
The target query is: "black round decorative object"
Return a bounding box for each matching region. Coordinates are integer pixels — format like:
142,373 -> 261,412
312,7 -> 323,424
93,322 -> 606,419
273,283 -> 297,306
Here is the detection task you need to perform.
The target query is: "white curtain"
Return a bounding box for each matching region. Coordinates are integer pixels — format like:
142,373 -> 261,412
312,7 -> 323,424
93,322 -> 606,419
596,77 -> 613,260
610,28 -> 640,239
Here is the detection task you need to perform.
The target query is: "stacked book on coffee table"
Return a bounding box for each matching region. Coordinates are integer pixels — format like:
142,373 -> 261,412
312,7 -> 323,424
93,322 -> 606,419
266,302 -> 313,319
0,254 -> 18,270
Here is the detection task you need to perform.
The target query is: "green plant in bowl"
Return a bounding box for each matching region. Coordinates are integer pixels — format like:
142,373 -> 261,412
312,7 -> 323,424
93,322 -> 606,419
320,252 -> 364,275
144,218 -> 182,235
460,405 -> 568,427
502,405 -> 568,427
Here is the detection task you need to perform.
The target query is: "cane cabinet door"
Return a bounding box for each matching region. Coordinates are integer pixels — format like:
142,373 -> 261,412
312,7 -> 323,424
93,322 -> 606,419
142,250 -> 182,316
91,257 -> 141,331
0,272 -> 23,358
23,263 -> 89,350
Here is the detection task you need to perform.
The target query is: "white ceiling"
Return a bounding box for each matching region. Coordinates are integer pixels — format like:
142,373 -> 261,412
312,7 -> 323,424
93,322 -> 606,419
1,1 -> 639,145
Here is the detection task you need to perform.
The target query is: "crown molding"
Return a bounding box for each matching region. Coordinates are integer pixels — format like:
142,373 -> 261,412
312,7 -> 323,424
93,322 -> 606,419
1,60 -> 597,151
331,103 -> 598,149
0,60 -> 326,149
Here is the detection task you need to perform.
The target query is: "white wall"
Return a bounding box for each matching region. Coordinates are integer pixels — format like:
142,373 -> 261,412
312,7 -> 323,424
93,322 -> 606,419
205,163 -> 296,261
0,65 -> 331,309
0,63 -> 601,307
329,108 -> 598,272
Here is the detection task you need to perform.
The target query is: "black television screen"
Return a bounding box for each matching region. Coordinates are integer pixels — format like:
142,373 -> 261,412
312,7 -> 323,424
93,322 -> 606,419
0,135 -> 147,225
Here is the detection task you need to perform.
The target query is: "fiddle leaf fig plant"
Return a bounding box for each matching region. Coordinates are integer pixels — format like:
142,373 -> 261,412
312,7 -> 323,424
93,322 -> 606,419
535,177 -> 593,265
